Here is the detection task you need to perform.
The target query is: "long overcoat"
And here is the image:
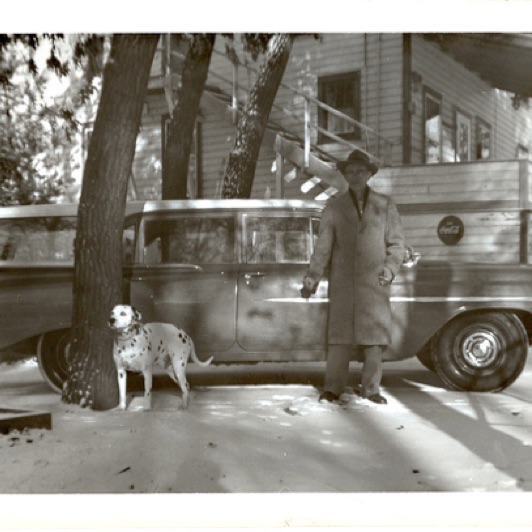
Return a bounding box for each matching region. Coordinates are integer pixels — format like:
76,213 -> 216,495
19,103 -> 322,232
306,188 -> 405,346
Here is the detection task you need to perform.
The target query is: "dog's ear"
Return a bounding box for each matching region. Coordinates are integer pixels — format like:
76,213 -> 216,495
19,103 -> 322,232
132,306 -> 142,322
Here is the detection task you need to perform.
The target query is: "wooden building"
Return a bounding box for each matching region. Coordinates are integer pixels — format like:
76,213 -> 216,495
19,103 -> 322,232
91,34 -> 532,263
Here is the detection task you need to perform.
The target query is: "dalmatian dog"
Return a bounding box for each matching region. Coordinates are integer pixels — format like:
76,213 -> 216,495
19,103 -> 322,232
108,304 -> 213,411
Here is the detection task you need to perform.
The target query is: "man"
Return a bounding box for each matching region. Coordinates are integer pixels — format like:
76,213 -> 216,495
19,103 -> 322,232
302,149 -> 405,405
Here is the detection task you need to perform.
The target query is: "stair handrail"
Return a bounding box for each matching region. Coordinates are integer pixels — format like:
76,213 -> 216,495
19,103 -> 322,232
210,46 -> 394,156
206,63 -> 366,157
159,36 -> 393,158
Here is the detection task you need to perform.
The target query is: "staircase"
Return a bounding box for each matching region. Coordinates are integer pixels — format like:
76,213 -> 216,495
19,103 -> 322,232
273,134 -> 348,200
160,36 -> 394,200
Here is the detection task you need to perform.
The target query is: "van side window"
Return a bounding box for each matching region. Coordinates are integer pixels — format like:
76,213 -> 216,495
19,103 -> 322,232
143,216 -> 235,264
123,224 -> 136,264
245,216 -> 313,264
0,217 -> 76,263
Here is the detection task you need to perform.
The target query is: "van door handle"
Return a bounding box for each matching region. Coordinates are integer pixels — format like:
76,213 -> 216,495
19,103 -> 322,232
244,272 -> 266,285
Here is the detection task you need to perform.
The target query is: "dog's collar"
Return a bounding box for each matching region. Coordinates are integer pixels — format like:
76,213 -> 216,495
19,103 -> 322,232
114,324 -> 142,343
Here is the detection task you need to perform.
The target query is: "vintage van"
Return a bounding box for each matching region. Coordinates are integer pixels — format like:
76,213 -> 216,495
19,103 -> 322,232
0,200 -> 531,394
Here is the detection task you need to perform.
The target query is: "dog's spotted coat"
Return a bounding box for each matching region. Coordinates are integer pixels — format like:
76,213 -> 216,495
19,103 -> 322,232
109,305 -> 212,411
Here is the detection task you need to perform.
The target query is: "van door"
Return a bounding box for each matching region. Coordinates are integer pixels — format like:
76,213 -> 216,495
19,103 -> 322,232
236,213 -> 328,360
128,213 -> 238,356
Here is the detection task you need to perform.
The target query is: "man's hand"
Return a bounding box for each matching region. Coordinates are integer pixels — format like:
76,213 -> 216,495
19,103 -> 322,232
378,268 -> 394,286
301,277 -> 316,298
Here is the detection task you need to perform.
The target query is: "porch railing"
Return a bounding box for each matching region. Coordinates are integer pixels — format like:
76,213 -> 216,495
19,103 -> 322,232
207,46 -> 394,167
154,37 -> 394,168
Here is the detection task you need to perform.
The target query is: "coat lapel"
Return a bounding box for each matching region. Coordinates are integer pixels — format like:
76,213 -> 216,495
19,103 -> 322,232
362,188 -> 380,223
335,191 -> 357,225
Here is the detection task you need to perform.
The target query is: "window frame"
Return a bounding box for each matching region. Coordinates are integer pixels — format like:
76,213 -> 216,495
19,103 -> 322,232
122,220 -> 138,265
242,213 -> 317,265
454,108 -> 472,163
139,212 -> 237,266
0,216 -> 77,265
475,117 -> 492,160
317,71 -> 361,144
422,86 -> 443,164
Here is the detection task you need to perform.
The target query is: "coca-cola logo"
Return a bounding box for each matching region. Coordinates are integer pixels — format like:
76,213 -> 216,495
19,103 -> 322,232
437,215 -> 464,245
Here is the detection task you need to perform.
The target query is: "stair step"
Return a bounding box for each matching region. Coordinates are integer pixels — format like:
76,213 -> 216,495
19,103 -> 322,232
275,135 -> 347,193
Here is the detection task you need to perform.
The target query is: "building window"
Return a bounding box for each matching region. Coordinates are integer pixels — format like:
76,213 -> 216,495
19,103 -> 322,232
423,87 -> 443,164
454,109 -> 472,162
442,123 -> 455,162
318,72 -> 361,143
476,118 -> 492,160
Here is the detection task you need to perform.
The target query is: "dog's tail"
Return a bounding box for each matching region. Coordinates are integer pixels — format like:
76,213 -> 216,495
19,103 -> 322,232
190,340 -> 213,366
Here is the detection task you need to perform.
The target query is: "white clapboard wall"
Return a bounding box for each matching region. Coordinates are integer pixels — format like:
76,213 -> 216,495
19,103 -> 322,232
373,159 -> 531,264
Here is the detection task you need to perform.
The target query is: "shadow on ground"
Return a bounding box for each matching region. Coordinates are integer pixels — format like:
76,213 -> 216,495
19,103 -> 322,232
132,361 -> 447,392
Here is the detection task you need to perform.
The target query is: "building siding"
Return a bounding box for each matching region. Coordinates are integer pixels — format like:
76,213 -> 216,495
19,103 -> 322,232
54,33 -> 532,263
374,160 -> 528,263
135,34 -> 532,234
410,35 -> 532,165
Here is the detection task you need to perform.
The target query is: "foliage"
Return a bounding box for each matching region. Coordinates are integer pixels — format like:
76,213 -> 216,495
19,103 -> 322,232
221,33 -> 272,65
0,34 -> 104,205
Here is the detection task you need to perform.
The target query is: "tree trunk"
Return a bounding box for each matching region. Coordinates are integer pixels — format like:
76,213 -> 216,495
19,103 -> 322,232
222,34 -> 294,198
62,34 -> 159,410
162,33 -> 215,199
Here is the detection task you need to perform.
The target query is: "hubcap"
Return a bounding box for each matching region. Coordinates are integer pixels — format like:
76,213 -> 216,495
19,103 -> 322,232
461,330 -> 500,368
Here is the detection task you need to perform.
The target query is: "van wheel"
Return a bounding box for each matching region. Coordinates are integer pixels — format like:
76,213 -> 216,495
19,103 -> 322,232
415,344 -> 435,372
37,329 -> 71,393
431,312 -> 528,392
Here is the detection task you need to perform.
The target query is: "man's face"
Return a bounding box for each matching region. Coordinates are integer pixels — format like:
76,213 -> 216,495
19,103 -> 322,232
343,161 -> 371,190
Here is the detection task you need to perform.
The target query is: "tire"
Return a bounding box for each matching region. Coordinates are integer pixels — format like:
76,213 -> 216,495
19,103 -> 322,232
430,312 -> 528,392
415,343 -> 436,372
37,329 -> 71,393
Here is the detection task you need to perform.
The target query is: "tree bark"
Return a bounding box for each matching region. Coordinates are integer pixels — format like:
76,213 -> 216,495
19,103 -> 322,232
162,33 -> 215,199
222,34 -> 294,198
62,34 -> 159,410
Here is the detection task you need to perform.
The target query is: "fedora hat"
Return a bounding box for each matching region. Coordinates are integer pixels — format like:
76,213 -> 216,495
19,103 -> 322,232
336,149 -> 378,175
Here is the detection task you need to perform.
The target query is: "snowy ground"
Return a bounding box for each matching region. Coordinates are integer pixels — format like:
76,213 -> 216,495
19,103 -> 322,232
1,356 -> 532,529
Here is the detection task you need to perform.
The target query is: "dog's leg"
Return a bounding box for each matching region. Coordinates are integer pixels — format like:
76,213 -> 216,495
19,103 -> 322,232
117,365 -> 127,410
142,368 -> 153,411
179,378 -> 191,410
170,358 -> 190,410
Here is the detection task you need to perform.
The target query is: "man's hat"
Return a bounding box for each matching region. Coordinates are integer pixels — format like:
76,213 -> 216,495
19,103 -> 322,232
336,149 -> 379,175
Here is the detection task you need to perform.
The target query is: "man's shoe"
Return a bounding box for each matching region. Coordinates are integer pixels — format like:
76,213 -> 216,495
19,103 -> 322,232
319,391 -> 339,403
366,393 -> 388,405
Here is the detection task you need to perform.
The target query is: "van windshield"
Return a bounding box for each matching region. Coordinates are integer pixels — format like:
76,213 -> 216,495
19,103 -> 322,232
0,217 -> 76,263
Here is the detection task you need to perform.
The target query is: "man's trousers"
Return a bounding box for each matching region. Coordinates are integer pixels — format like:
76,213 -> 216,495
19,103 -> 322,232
323,344 -> 385,397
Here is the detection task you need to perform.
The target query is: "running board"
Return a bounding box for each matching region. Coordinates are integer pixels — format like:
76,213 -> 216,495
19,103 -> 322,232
0,407 -> 52,434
